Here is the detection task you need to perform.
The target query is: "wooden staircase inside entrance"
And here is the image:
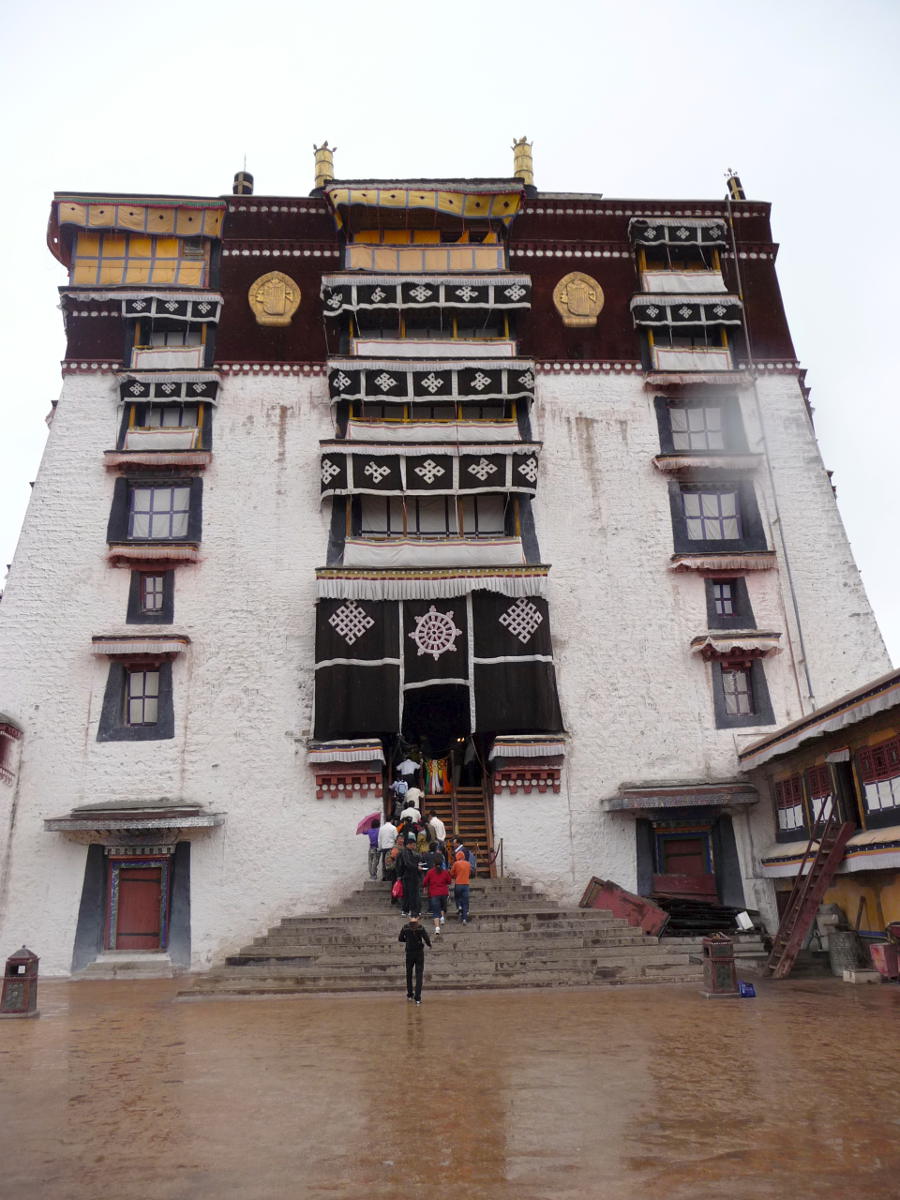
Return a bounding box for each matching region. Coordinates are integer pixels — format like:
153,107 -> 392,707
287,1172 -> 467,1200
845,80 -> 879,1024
423,785 -> 494,874
766,813 -> 854,979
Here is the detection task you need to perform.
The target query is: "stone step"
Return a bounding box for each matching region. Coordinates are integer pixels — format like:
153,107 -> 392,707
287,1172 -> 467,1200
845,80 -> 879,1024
185,964 -> 702,997
239,932 -> 648,955
227,945 -> 686,970
178,872 -> 722,999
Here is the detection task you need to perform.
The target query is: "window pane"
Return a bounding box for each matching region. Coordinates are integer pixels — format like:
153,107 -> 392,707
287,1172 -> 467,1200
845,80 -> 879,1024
361,497 -> 388,533
415,497 -> 451,534
682,493 -> 701,517
473,494 -> 505,533
723,668 -> 753,715
141,575 -> 165,612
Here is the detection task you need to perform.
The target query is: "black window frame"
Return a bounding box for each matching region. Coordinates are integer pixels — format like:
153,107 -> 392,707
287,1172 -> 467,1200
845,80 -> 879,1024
126,569 -> 175,625
117,401 -> 213,451
97,659 -> 175,742
107,476 -> 203,545
704,576 -> 756,629
711,657 -> 775,730
668,478 -> 767,555
654,394 -> 747,455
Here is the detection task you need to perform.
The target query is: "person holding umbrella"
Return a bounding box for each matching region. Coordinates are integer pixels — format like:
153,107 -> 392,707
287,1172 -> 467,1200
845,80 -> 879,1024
355,812 -> 382,879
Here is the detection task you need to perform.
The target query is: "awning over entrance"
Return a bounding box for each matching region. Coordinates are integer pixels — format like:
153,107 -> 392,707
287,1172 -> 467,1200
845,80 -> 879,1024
602,782 -> 758,814
44,799 -> 224,834
313,593 -> 563,741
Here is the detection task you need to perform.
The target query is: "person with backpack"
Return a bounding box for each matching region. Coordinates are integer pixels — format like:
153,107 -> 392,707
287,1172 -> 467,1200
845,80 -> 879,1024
398,915 -> 431,1004
450,848 -> 473,924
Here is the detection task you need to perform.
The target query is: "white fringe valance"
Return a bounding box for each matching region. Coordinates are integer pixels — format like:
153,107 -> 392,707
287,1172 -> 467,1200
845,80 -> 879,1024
670,552 -> 775,572
691,633 -> 782,658
320,440 -> 540,458
307,740 -> 386,765
91,636 -> 189,656
489,737 -> 566,761
62,290 -> 223,304
315,571 -> 549,601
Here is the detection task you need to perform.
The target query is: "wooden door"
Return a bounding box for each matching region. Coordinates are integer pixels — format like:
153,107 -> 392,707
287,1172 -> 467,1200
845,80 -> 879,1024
113,865 -> 163,950
662,837 -> 708,876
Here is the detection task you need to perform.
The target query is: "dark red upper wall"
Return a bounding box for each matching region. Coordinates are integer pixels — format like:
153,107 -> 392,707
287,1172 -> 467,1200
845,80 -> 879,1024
58,191 -> 796,366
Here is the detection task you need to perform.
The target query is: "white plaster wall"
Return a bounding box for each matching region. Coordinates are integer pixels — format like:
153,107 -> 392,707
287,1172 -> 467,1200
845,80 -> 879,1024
0,372 -> 374,973
493,370 -> 889,907
0,362 -> 890,970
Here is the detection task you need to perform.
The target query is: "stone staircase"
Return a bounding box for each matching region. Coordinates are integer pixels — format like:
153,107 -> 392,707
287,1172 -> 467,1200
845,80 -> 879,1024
179,877 -> 768,999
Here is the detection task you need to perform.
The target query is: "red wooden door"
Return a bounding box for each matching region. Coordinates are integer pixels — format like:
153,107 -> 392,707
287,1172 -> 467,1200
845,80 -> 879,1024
662,837 -> 708,876
115,867 -> 163,950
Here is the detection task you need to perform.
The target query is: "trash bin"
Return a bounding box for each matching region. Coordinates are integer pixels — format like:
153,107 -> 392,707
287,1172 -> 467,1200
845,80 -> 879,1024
701,933 -> 739,999
869,942 -> 899,980
0,946 -> 39,1018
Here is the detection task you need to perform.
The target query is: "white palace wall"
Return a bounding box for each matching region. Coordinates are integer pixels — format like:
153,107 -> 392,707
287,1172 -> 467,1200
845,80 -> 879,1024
0,371 -> 378,973
0,363 -> 891,972
493,370 -> 889,906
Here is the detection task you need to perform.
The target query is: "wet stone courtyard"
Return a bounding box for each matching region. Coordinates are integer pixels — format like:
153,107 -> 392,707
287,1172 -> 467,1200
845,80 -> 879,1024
0,976 -> 898,1200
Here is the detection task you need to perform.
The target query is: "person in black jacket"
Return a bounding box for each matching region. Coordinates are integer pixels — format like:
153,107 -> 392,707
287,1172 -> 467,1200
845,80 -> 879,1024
396,833 -> 422,917
398,916 -> 431,1004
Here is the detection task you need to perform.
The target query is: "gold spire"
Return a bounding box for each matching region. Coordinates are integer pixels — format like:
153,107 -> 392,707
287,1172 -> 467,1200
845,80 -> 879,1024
512,137 -> 534,187
314,142 -> 337,190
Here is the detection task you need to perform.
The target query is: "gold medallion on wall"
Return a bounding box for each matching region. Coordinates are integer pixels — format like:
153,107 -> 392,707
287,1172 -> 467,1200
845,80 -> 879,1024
248,271 -> 302,326
552,272 -> 604,327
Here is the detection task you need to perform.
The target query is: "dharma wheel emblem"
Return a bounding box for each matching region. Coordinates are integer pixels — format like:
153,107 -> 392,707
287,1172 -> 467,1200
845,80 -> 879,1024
552,271 -> 604,327
409,606 -> 463,661
248,271 -> 301,326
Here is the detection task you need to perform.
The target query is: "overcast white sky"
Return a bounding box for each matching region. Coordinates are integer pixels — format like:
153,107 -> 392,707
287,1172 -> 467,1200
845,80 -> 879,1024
1,0 -> 898,663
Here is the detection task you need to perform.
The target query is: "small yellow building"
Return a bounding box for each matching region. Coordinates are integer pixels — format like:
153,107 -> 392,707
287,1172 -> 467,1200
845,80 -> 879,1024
741,668 -> 900,933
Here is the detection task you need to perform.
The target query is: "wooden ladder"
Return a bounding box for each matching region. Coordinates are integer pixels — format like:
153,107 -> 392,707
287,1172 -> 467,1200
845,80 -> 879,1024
423,784 -> 496,877
766,811 -> 854,979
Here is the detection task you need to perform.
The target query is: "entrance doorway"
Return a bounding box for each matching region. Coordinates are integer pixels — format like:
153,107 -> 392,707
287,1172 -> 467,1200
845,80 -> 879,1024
652,828 -> 717,900
105,857 -> 171,950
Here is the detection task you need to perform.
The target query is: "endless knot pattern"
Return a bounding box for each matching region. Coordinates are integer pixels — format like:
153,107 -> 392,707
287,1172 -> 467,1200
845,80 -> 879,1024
455,286 -> 477,301
499,598 -> 543,644
164,301 -> 178,311
333,371 -> 351,390
504,284 -> 526,301
713,305 -> 727,317
517,457 -> 538,483
128,383 -> 143,395
374,372 -> 398,392
518,370 -> 535,389
677,306 -> 693,318
364,462 -> 390,483
468,457 -> 498,481
409,285 -> 433,302
408,606 -> 463,661
161,383 -> 176,394
645,306 -> 660,318
420,372 -> 444,394
321,459 -> 340,485
470,372 -> 491,391
329,600 -> 374,646
197,302 -> 211,314
192,383 -> 206,393
370,287 -> 387,303
327,293 -> 342,308
675,227 -> 690,239
132,300 -> 147,310
643,227 -> 657,239
415,459 -> 445,484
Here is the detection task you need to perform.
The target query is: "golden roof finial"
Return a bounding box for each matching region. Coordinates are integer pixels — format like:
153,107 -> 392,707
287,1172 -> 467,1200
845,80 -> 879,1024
512,137 -> 534,187
313,142 -> 337,190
